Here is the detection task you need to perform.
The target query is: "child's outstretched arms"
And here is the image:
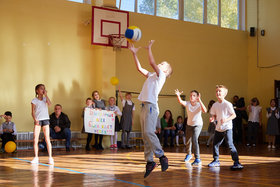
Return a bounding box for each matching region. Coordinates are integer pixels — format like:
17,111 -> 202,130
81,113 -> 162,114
128,43 -> 149,77
145,40 -> 160,77
175,89 -> 186,106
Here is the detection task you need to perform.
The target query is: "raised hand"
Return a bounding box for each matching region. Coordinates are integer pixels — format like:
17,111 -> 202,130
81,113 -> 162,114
145,40 -> 155,50
197,93 -> 201,102
175,89 -> 183,96
128,42 -> 141,54
43,89 -> 48,96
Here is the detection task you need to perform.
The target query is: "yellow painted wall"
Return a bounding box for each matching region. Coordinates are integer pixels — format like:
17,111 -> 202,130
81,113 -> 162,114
247,0 -> 280,140
0,0 -> 116,141
0,0 -> 249,142
117,13 -> 248,131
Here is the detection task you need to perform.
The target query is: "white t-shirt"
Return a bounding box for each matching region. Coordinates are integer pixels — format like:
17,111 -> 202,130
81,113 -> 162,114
248,105 -> 262,123
210,100 -> 235,132
138,69 -> 166,105
122,100 -> 135,111
105,105 -> 122,116
31,97 -> 50,121
183,101 -> 203,126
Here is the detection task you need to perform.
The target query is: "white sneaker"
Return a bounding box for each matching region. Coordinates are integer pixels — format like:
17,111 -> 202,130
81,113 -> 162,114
31,157 -> 39,164
48,157 -> 54,165
272,145 -> 276,149
268,145 -> 271,148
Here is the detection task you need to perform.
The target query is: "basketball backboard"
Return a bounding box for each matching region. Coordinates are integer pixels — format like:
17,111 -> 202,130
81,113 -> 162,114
91,6 -> 129,48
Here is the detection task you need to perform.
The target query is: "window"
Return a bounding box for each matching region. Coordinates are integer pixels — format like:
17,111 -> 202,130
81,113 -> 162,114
116,0 -> 120,9
157,0 -> 178,19
138,0 -> 155,15
117,0 -> 243,30
68,0 -> 83,3
221,0 -> 238,29
184,0 -> 203,23
207,0 -> 218,25
119,0 -> 135,12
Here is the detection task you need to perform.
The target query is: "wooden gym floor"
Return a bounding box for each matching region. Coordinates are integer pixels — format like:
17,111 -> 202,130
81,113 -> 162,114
0,145 -> 280,187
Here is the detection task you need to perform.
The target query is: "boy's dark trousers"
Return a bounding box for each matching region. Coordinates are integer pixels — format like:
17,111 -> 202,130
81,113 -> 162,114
1,133 -> 16,149
213,129 -> 239,162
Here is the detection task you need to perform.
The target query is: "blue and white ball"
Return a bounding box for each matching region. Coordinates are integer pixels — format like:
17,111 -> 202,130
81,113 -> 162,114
125,26 -> 142,42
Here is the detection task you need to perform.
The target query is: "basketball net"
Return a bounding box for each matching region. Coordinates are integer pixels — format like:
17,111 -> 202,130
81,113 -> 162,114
108,34 -> 126,51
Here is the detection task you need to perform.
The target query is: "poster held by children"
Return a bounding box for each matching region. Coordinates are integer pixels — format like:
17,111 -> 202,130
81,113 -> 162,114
84,108 -> 115,135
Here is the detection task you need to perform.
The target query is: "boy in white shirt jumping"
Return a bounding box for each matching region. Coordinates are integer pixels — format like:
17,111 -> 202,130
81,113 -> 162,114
208,85 -> 243,170
129,40 -> 172,178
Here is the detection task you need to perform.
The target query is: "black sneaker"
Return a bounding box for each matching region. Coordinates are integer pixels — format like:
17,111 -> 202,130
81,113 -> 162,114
98,144 -> 104,150
144,162 -> 156,178
85,145 -> 90,151
159,156 -> 168,172
230,162 -> 244,170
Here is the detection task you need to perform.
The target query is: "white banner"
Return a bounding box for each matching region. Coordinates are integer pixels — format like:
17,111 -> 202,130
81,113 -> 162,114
84,108 -> 115,135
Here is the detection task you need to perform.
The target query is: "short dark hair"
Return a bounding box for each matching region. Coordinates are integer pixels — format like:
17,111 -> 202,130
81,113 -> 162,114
86,97 -> 92,101
177,116 -> 183,120
190,90 -> 199,96
4,111 -> 12,117
55,104 -> 62,108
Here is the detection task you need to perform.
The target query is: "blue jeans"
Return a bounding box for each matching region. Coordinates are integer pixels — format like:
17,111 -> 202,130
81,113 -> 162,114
163,129 -> 175,147
50,128 -> 71,148
213,129 -> 239,162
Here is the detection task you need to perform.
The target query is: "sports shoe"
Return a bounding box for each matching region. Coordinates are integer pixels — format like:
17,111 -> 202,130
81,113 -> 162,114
191,158 -> 201,166
113,144 -> 118,149
208,160 -> 220,167
31,157 -> 39,164
144,161 -> 156,178
176,144 -> 179,147
48,157 -> 54,165
159,155 -> 169,172
230,162 -> 244,170
268,145 -> 271,148
252,144 -> 256,147
66,147 -> 70,152
246,143 -> 250,147
184,154 -> 192,162
272,145 -> 276,149
85,146 -> 90,151
110,145 -> 114,149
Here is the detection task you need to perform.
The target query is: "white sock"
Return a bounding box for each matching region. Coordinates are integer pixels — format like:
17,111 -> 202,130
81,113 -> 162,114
176,135 -> 179,145
114,132 -> 118,144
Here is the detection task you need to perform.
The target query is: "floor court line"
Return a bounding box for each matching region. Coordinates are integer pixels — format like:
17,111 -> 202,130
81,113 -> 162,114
12,157 -> 150,187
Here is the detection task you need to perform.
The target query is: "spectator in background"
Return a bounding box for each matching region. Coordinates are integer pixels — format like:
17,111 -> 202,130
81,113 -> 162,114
49,104 -> 71,152
161,110 -> 175,148
232,95 -> 247,144
175,116 -> 186,146
0,111 -> 17,153
266,99 -> 279,149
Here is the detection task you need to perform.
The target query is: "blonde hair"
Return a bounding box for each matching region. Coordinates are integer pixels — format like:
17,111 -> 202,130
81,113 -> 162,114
161,61 -> 173,78
216,85 -> 228,95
